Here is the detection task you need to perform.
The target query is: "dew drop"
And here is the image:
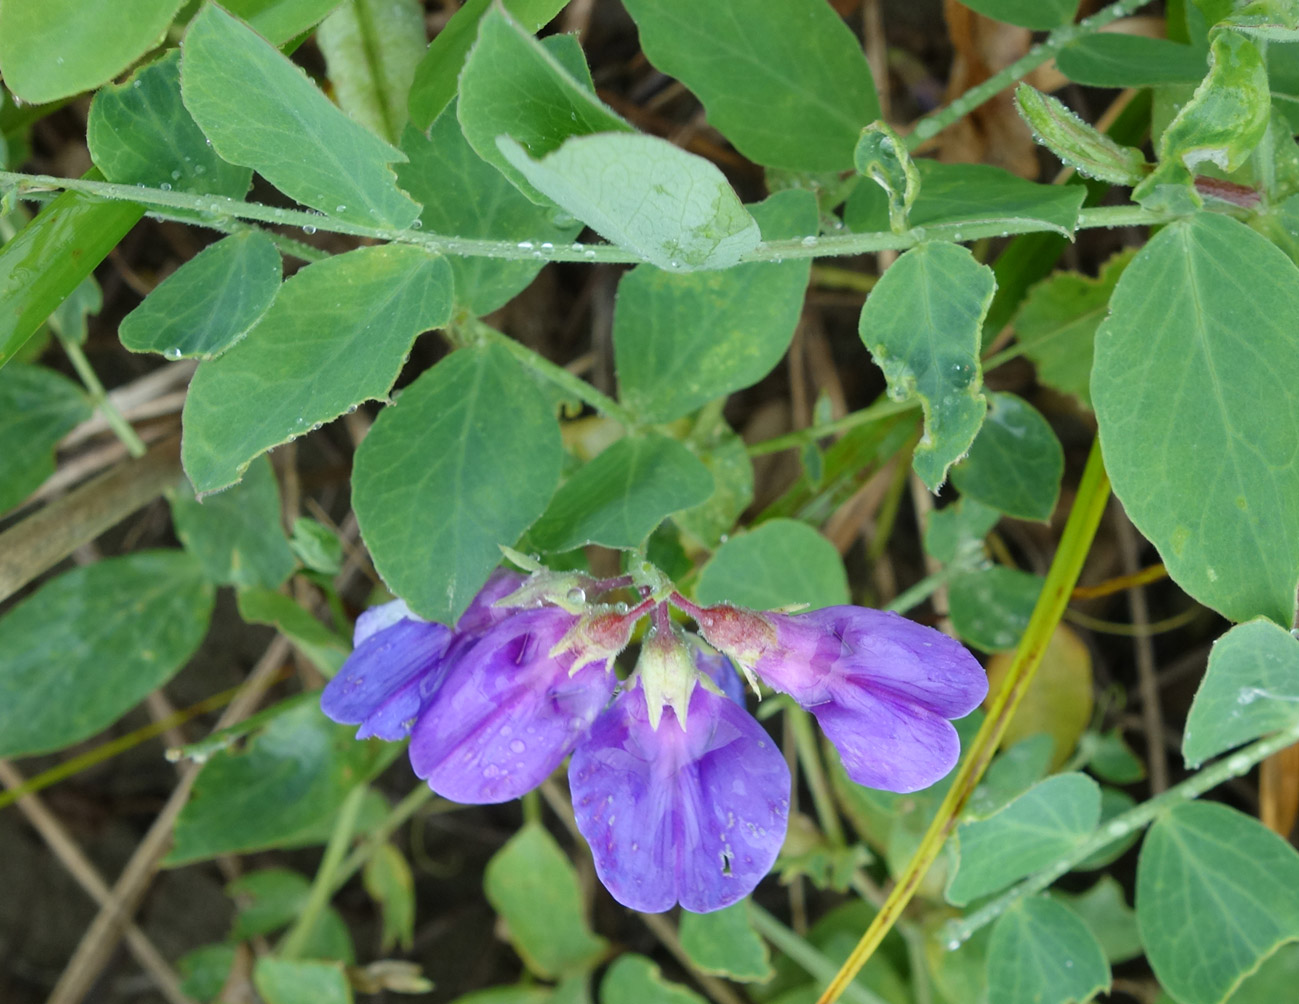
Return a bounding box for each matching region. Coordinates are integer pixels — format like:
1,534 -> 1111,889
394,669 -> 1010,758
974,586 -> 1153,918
170,170 -> 182,180
483,764 -> 499,778
336,204 -> 347,213
583,249 -> 597,258
800,235 -> 818,247
164,347 -> 182,360
540,241 -> 554,250
302,224 -> 317,234
410,219 -> 423,229
517,241 -> 535,250
567,587 -> 586,605
509,739 -> 526,754
160,182 -> 172,191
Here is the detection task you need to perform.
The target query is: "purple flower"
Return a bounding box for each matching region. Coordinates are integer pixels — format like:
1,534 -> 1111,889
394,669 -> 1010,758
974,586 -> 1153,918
678,598 -> 987,793
569,674 -> 789,914
321,570 -> 524,741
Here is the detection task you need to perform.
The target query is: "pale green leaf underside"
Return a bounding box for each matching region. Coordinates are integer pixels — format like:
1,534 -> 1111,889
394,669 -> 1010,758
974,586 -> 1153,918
858,241 -> 994,490
1092,213 -> 1299,626
182,244 -> 453,495
352,343 -> 562,624
181,3 -> 419,227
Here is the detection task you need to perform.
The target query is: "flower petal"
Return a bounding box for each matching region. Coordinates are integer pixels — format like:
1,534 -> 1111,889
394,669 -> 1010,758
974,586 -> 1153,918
811,686 -> 961,793
353,597 -> 420,646
455,568 -> 528,636
322,618 -> 454,740
695,648 -> 746,706
570,685 -> 789,913
409,607 -> 613,804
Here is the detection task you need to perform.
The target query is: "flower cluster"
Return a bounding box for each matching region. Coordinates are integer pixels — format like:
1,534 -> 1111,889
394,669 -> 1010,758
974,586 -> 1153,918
321,565 -> 986,913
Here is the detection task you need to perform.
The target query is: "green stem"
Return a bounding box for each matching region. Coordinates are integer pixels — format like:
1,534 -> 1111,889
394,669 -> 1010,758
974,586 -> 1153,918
59,336 -> 147,458
749,905 -> 890,1004
883,564 -> 961,616
457,316 -> 638,427
940,721 -> 1299,947
787,707 -> 847,847
906,0 -> 1155,149
2,172 -> 1175,266
334,785 -> 441,891
279,783 -> 367,958
748,396 -> 917,457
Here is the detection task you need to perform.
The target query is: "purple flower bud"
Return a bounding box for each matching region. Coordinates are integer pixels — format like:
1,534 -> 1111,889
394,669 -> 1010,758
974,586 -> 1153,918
684,600 -> 986,793
570,681 -> 790,914
321,570 -> 526,741
409,606 -> 617,804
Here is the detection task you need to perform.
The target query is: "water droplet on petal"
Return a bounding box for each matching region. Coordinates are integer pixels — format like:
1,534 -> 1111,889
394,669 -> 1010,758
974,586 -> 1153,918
509,739 -> 526,754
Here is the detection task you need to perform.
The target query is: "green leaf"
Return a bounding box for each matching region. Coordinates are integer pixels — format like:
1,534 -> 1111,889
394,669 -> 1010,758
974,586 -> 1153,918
529,434 -> 713,552
0,188 -> 145,369
289,518 -> 343,576
1012,248 -> 1133,410
88,49 -> 252,198
600,955 -> 705,1004
957,0 -> 1078,29
1057,34 -> 1210,87
621,0 -> 879,172
614,189 -> 816,422
120,231 -> 282,359
181,244 -> 453,495
1224,944 -> 1299,1003
353,342 -> 562,623
1219,0 -> 1299,40
408,0 -> 567,130
0,363 -> 91,513
678,902 -> 774,983
48,275 -> 103,347
363,843 -> 416,952
166,699 -> 392,865
969,733 -> 1055,817
483,824 -> 608,979
253,958 -> 352,1004
1081,729 -> 1147,785
1014,85 -> 1148,184
695,518 -> 848,611
855,121 -> 920,233
498,131 -> 761,271
949,566 -> 1042,653
457,4 -> 630,202
236,587 -> 349,676
170,455 -> 295,589
947,773 -> 1101,906
180,3 -> 419,227
317,0 -> 425,143
949,392 -> 1063,521
1183,619 -> 1299,768
396,109 -> 580,317
1092,213 -> 1299,626
1137,801 -> 1299,1004
673,418 -> 754,550
924,497 -> 1001,565
1055,875 -> 1143,964
1073,786 -> 1140,872
445,988 -> 554,1004
229,868 -> 312,938
858,241 -> 993,490
222,0 -> 344,46
847,159 -> 1086,239
0,551 -> 214,758
986,896 -> 1110,1004
0,0 -> 183,103
177,943 -> 238,1003
1134,31 -> 1270,211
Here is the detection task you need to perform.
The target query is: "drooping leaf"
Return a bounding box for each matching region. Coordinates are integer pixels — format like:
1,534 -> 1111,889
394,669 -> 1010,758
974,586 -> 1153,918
498,131 -> 761,271
119,231 -> 282,359
1014,84 -> 1149,184
694,519 -> 849,611
1137,801 -> 1299,1004
1092,213 -> 1299,626
678,902 -> 774,983
352,343 -> 562,624
407,0 -> 568,130
621,0 -> 880,172
529,434 -> 713,552
1012,248 -> 1133,410
396,109 -> 580,317
1057,34 -> 1209,87
854,121 -> 920,233
986,896 -> 1110,1004
180,3 -> 419,227
858,241 -> 994,490
316,0 -> 425,143
166,699 -> 393,864
235,587 -> 349,676
88,49 -> 252,198
614,189 -> 816,422
0,551 -> 214,758
1183,619 -> 1299,768
950,392 -> 1063,521
363,843 -> 416,952
170,455 -> 296,590
0,363 -> 91,513
957,0 -> 1079,30
0,0 -> 184,103
181,244 -> 453,495
483,824 -> 608,979
947,773 -> 1101,906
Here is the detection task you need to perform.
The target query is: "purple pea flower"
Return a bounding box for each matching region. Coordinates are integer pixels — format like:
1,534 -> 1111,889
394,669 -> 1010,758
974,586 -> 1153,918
674,596 -> 987,793
570,629 -> 789,914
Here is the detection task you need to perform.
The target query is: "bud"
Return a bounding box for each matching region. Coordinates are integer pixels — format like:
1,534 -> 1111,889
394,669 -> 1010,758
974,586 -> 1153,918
549,597 -> 653,674
635,622 -> 701,731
